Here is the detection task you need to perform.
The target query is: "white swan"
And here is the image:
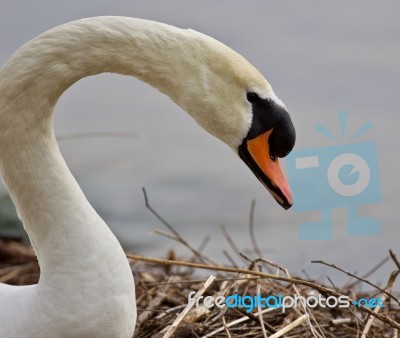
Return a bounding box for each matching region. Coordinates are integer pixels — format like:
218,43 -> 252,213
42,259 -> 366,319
0,17 -> 295,337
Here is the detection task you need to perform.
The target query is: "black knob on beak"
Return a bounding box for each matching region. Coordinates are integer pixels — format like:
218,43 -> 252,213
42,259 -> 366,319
269,110 -> 296,159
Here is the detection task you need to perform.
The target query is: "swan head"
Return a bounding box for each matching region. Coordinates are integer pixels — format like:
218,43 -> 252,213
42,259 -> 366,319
172,32 -> 296,209
238,90 -> 295,209
131,24 -> 295,209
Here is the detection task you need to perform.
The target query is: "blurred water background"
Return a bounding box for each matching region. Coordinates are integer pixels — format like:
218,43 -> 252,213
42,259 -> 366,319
1,1 -> 399,288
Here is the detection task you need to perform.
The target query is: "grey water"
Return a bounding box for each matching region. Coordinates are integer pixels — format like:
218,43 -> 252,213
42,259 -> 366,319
1,1 -> 399,289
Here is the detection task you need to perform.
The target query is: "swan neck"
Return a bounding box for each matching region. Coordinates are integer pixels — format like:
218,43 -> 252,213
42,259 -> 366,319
1,18 -> 190,105
0,17 -> 192,282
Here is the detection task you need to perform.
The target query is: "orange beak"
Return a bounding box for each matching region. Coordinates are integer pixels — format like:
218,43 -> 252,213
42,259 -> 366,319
239,129 -> 293,209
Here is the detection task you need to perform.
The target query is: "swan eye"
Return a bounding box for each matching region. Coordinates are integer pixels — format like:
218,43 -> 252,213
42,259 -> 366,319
246,92 -> 260,103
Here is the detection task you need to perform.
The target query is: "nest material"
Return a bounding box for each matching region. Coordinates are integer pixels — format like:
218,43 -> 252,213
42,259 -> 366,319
1,239 -> 400,338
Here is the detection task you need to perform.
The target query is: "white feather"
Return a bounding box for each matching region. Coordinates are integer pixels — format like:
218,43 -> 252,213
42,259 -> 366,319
0,16 -> 277,337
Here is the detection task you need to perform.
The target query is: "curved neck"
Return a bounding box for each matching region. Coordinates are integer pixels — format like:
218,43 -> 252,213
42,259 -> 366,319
1,17 -> 193,109
0,17 -> 203,280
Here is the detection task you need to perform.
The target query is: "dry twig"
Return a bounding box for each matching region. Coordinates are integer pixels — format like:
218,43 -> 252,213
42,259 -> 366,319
312,259 -> 400,306
269,314 -> 308,338
361,271 -> 398,338
143,188 -> 219,266
127,254 -> 400,330
163,275 -> 216,338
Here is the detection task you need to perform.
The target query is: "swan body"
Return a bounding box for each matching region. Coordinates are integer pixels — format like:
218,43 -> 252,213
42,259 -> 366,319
0,17 -> 295,337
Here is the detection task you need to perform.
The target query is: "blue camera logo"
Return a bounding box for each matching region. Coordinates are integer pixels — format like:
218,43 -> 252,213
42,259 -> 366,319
286,112 -> 382,240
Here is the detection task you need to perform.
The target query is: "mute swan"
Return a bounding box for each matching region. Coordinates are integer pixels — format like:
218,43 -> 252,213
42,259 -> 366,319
0,17 -> 295,337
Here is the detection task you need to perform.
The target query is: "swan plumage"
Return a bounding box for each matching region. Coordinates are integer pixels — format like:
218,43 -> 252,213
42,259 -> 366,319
0,17 -> 295,337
